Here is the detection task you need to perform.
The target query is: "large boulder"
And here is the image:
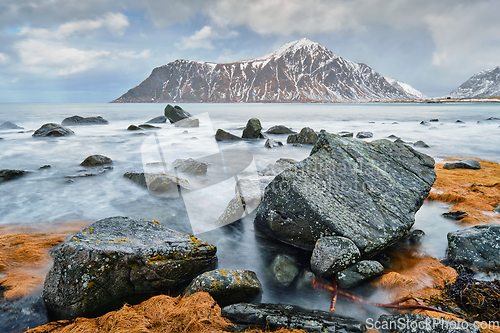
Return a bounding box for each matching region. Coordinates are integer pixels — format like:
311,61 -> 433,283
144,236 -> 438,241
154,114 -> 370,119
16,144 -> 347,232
164,104 -> 192,123
222,303 -> 366,332
61,115 -> 108,126
286,127 -> 318,145
80,155 -> 113,167
242,118 -> 263,139
42,217 -> 217,319
447,225 -> 500,272
0,169 -> 32,183
255,131 -> 436,256
0,121 -> 24,130
184,269 -> 262,307
32,123 -> 75,137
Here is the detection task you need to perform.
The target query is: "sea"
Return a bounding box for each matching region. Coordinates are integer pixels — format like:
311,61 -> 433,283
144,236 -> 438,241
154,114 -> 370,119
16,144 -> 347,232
0,102 -> 499,326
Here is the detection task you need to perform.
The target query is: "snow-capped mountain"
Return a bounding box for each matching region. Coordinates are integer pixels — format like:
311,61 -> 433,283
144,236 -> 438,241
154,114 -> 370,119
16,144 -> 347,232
448,66 -> 500,98
113,38 -> 425,103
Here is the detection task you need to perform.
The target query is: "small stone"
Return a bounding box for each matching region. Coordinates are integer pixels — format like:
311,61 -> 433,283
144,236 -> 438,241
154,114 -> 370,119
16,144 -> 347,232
414,140 -> 430,148
420,121 -> 429,125
265,138 -> 283,148
429,119 -> 439,122
215,129 -> 241,141
80,155 -> 113,167
138,124 -> 160,129
269,254 -> 299,287
0,169 -> 32,183
356,131 -> 373,139
146,116 -> 168,124
338,131 -> 353,138
0,121 -> 24,130
442,211 -> 468,220
127,125 -> 143,131
456,119 -> 465,123
388,134 -> 399,139
443,160 -> 481,170
335,260 -> 384,288
310,236 -> 361,278
38,165 -> 51,170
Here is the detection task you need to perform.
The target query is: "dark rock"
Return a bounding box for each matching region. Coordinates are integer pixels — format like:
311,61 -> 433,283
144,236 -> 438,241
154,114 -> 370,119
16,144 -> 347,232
338,131 -> 353,138
269,254 -> 299,287
42,216 -> 217,319
405,229 -> 426,245
310,236 -> 361,278
242,118 -> 263,139
164,104 -> 192,123
0,121 -> 24,130
124,171 -> 148,187
442,211 -> 468,220
32,123 -> 75,137
127,124 -> 143,131
259,158 -> 299,177
388,134 -> 399,139
414,140 -> 430,148
356,131 -> 373,139
443,160 -> 481,170
456,119 -> 465,123
420,121 -> 429,125
174,118 -> 199,128
376,313 -> 479,333
254,131 -> 436,255
61,115 -> 108,126
124,172 -> 189,194
287,127 -> 318,145
184,269 -> 262,307
222,302 -> 366,333
0,296 -> 49,333
266,125 -> 296,134
80,155 -> 113,167
394,138 -> 408,144
265,138 -> 283,148
215,129 -> 241,141
172,158 -> 208,175
38,165 -> 51,170
335,260 -> 384,288
146,115 -> 168,124
486,117 -> 500,121
0,169 -> 32,183
138,124 -> 160,129
430,119 -> 439,122
447,225 -> 500,272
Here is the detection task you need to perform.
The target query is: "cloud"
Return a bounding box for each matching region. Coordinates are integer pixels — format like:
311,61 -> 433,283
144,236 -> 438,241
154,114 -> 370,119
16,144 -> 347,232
176,25 -> 239,50
0,53 -> 9,64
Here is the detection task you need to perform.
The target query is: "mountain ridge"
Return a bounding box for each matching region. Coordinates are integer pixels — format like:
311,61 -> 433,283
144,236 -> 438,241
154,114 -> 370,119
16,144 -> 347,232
448,66 -> 500,98
113,38 -> 426,103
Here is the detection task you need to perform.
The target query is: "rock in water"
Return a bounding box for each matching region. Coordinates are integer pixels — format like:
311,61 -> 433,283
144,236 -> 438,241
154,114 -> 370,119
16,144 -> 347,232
0,169 -> 32,183
335,260 -> 384,288
310,236 -> 361,277
265,125 -> 296,134
255,131 -> 436,256
184,269 -> 262,307
0,121 -> 24,130
146,115 -> 168,124
447,225 -> 500,272
174,118 -> 199,128
80,155 -> 113,167
286,127 -> 318,145
356,131 -> 373,139
443,159 -> 481,170
164,104 -> 192,123
172,158 -> 208,175
242,118 -> 263,139
215,129 -> 242,141
32,123 -> 75,137
42,217 -> 217,319
61,115 -> 108,126
265,138 -> 283,148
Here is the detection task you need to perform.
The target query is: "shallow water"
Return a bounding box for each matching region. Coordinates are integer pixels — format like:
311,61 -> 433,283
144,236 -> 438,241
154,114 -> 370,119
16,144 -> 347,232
1,102 -> 499,327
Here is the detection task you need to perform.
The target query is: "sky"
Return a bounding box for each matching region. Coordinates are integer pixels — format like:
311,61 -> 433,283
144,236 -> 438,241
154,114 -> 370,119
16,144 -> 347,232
1,0 -> 500,102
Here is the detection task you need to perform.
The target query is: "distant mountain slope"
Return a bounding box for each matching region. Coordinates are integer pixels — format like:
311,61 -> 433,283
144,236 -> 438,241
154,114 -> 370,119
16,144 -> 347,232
113,38 -> 425,103
449,66 -> 500,98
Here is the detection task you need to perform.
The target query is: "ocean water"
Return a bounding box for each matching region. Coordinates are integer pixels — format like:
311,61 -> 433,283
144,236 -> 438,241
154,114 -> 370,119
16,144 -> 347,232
0,102 -> 499,322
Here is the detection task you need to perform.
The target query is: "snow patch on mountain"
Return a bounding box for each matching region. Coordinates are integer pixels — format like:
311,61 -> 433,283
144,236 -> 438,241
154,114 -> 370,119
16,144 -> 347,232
449,66 -> 500,98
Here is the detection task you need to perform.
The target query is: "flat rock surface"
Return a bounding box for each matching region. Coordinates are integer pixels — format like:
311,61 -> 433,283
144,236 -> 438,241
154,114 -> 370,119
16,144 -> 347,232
43,216 -> 217,319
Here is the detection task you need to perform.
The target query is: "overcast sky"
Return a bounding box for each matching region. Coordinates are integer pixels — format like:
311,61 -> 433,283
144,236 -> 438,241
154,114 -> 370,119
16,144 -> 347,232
1,0 -> 499,102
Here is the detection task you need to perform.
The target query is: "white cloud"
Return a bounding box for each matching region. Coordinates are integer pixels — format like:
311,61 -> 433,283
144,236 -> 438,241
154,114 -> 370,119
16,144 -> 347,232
177,26 -> 215,50
0,53 -> 9,64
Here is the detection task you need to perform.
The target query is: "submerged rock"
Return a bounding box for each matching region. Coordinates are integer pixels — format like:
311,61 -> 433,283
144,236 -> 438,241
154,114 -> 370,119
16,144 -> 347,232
42,216 -> 217,319
242,118 -> 263,139
164,104 -> 192,123
443,159 -> 481,170
377,313 -> 479,333
414,140 -> 430,148
265,125 -> 296,134
174,118 -> 199,128
146,115 -> 168,124
269,254 -> 300,287
61,115 -> 108,126
255,131 -> 436,256
442,211 -> 468,220
80,155 -> 113,167
265,138 -> 283,148
215,129 -> 241,141
184,269 -> 262,307
123,172 -> 189,194
310,236 -> 361,278
32,123 -> 75,137
447,225 -> 500,272
334,260 -> 384,288
222,302 -> 366,332
138,124 -> 160,129
127,124 -> 143,131
172,158 -> 208,175
0,169 -> 32,183
287,127 -> 318,145
0,121 -> 24,130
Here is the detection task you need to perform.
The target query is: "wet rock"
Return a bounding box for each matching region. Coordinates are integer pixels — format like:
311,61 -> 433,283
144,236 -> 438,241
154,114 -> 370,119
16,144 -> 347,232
184,269 -> 262,307
456,119 -> 465,123
138,124 -> 160,129
414,140 -> 430,148
335,260 -> 384,288
356,131 -> 373,139
394,138 -> 408,144
486,117 -> 500,121
242,118 -> 263,139
32,123 -> 75,137
310,236 -> 361,278
265,125 -> 296,134
265,138 -> 283,148
406,229 -> 425,245
222,302 -> 366,333
388,134 -> 399,139
164,104 -> 192,123
338,131 -> 353,138
0,169 -> 32,183
442,211 -> 468,220
215,129 -> 242,141
443,160 -> 481,170
287,127 -> 318,145
377,313 -> 479,333
61,115 -> 108,126
269,254 -> 299,287
80,154 -> 113,167
66,166 -> 113,178
127,124 -> 143,131
255,131 -> 436,255
0,121 -> 24,130
174,118 -> 199,128
259,158 -> 299,177
295,270 -> 316,290
146,115 -> 168,124
172,158 -> 208,175
42,216 -> 217,319
430,118 -> 439,122
124,172 -> 189,194
38,165 -> 51,170
420,121 -> 429,125
447,225 -> 500,272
